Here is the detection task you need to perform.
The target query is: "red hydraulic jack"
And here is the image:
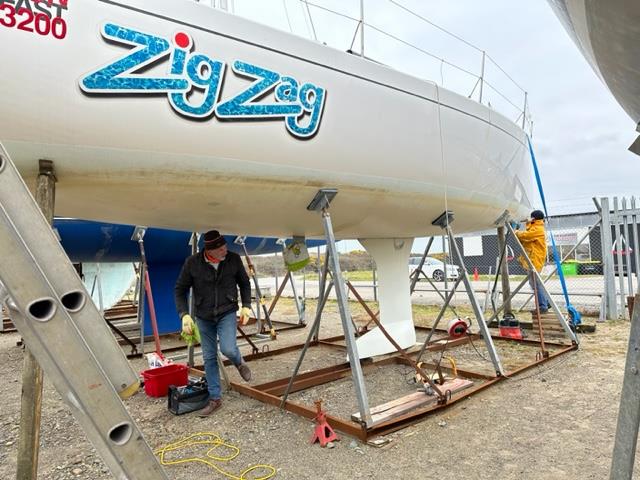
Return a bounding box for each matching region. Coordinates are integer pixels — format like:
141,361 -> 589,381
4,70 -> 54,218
310,400 -> 339,447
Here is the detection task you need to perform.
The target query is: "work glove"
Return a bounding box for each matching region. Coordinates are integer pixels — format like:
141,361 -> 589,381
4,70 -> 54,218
181,314 -> 195,335
180,314 -> 200,346
239,307 -> 252,326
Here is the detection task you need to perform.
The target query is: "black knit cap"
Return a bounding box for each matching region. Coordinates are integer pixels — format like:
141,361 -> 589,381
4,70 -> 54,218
530,210 -> 545,220
203,230 -> 227,250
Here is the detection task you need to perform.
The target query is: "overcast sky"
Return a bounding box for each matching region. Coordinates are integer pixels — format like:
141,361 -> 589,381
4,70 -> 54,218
229,0 -> 639,218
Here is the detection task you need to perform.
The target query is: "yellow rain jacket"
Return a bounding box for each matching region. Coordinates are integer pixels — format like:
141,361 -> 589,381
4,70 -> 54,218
515,219 -> 547,272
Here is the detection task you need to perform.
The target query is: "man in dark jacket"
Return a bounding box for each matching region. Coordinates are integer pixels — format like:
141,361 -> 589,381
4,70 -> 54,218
175,230 -> 253,416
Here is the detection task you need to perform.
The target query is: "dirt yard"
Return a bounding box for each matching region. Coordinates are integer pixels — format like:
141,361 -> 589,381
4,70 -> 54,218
0,300 -> 635,479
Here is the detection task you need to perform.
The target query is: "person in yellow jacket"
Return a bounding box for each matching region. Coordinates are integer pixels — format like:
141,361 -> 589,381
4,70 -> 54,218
515,210 -> 550,313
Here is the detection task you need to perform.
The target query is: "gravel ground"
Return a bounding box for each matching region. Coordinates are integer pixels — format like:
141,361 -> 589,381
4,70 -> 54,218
0,300 -> 636,479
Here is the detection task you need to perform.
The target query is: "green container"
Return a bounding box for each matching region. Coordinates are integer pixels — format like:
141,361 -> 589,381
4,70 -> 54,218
560,262 -> 578,276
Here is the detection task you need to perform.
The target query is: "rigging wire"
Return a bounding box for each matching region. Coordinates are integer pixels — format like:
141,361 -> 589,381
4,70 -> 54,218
301,0 -> 318,41
387,0 -> 482,53
282,0 -> 293,33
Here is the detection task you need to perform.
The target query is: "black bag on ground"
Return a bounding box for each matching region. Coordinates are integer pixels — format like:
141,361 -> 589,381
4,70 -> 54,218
167,379 -> 209,415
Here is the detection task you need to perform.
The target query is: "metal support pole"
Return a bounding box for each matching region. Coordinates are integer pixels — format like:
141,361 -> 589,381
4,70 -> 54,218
507,223 -> 578,343
632,197 -> 640,294
314,253 -> 330,341
614,198 -> 627,318
313,281 -> 333,343
518,220 -> 602,312
447,225 -> 504,375
322,207 -> 371,424
372,267 -> 377,302
623,199 -> 634,300
238,238 -> 276,338
188,233 -> 198,368
610,293 -> 640,479
497,225 -> 512,316
415,275 -> 464,363
442,234 -> 449,294
602,198 -> 618,319
96,263 -> 104,317
280,306 -> 323,407
485,277 -> 530,325
410,237 -> 434,294
137,261 -> 146,356
522,91 -> 528,129
289,272 -> 305,324
17,159 -> 55,480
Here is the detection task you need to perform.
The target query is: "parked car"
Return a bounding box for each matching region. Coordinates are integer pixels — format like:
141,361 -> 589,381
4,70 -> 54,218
409,256 -> 459,282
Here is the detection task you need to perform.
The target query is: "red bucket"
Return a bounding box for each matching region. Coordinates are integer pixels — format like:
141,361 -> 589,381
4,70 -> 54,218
141,364 -> 189,397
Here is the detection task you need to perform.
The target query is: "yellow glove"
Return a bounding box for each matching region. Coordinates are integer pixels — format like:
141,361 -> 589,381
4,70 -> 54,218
239,307 -> 252,326
182,314 -> 195,335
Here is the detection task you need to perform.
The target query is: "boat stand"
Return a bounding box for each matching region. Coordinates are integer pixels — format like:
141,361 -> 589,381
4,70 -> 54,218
279,189 -> 372,425
221,208 -> 578,439
414,211 -> 504,375
480,212 -> 578,345
234,236 -> 278,339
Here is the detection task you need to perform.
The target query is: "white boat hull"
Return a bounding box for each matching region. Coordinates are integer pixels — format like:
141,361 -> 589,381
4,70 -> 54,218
548,0 -> 640,125
0,0 -> 532,239
1,0 -> 533,358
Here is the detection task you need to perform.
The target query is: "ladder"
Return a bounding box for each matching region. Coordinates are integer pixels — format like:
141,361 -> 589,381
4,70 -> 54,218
0,146 -> 168,478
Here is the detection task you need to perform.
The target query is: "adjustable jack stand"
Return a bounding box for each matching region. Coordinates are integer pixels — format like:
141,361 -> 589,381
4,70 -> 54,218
310,400 -> 339,447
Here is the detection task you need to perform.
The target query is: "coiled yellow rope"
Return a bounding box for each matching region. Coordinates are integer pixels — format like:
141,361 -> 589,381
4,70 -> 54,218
155,432 -> 277,480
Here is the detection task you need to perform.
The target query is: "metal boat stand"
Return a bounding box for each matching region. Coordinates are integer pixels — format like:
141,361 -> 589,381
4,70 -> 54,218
479,212 -> 579,346
279,189 -> 372,425
414,211 -> 504,376
234,235 -> 277,339
218,205 -> 578,440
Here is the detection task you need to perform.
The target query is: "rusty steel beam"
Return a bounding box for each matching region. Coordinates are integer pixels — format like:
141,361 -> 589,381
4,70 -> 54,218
229,381 -> 368,440
264,369 -> 354,396
207,327 -> 578,440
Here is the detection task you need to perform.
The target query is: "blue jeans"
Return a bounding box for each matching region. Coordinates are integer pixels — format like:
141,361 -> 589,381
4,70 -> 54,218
528,272 -> 549,311
196,311 -> 242,400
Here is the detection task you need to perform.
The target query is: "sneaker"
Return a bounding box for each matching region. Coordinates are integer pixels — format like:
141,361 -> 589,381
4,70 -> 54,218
539,308 -> 549,314
197,398 -> 222,417
237,362 -> 252,382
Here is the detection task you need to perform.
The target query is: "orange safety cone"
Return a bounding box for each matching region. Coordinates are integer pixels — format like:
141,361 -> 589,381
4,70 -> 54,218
473,267 -> 479,281
310,400 -> 339,447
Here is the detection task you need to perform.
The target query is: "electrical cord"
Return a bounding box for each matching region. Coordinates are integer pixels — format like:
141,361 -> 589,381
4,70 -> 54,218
502,349 -> 577,383
155,432 -> 276,480
466,332 -> 492,363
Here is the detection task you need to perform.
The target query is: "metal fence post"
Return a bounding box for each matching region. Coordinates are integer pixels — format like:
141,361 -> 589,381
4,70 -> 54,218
601,197 -> 619,319
614,197 -> 627,318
